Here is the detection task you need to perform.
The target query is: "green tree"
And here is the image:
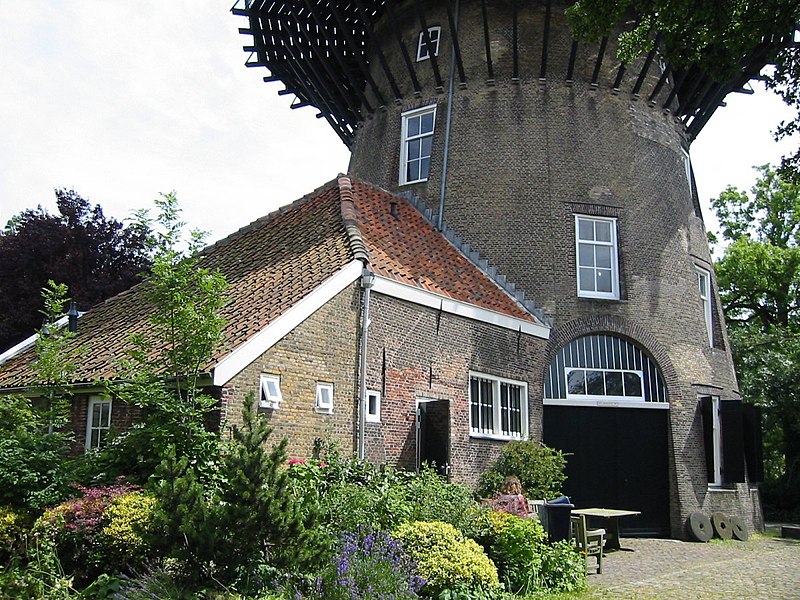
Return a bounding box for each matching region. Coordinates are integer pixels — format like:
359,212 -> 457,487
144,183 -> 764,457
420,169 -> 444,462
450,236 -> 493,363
0,281 -> 79,510
99,192 -> 228,483
565,1 -> 800,174
710,165 -> 800,514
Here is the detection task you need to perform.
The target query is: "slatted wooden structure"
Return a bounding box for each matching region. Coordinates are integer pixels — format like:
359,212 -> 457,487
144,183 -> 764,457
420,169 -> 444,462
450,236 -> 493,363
233,0 -> 788,146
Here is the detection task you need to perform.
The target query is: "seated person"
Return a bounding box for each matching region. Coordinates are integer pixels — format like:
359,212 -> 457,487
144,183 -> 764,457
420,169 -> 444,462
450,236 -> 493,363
483,475 -> 529,517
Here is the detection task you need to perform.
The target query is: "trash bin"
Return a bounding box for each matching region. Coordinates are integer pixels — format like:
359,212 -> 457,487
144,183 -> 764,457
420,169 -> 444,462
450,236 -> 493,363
544,496 -> 574,543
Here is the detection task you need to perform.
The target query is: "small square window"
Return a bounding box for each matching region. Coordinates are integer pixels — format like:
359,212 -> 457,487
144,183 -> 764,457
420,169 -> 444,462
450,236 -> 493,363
259,374 -> 283,409
316,382 -> 334,414
416,26 -> 441,61
366,390 -> 381,423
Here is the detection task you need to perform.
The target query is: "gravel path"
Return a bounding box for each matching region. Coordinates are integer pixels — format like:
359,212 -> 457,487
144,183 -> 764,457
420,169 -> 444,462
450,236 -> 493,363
582,534 -> 800,599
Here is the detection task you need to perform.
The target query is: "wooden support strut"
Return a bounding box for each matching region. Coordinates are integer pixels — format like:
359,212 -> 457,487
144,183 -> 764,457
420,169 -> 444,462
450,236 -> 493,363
480,0 -> 494,83
302,0 -> 374,114
354,0 -> 404,101
414,0 -> 445,92
540,0 -> 552,80
512,0 -> 519,81
648,63 -> 671,104
566,40 -> 578,82
328,2 -> 388,107
591,36 -> 608,87
631,37 -> 660,97
386,0 -> 423,96
444,0 -> 467,87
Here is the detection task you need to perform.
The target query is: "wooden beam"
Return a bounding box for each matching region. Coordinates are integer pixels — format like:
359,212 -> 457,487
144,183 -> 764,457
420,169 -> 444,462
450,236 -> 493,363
540,0 -> 552,80
647,63 -> 671,104
481,0 -> 495,83
512,0 -> 519,81
662,66 -> 689,111
386,0 -> 422,95
591,36 -> 609,87
631,36 -> 659,97
354,0 -> 403,101
445,0 -> 467,86
566,40 -> 578,82
414,0 -> 444,91
612,63 -> 626,91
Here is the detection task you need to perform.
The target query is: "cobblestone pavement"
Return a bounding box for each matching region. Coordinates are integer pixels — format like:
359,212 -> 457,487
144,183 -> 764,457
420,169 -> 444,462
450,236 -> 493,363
582,533 -> 800,599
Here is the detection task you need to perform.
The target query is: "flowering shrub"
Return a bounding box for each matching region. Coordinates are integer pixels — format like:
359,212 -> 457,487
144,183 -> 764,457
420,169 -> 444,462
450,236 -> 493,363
32,481 -> 154,584
393,521 -> 501,598
313,529 -> 424,599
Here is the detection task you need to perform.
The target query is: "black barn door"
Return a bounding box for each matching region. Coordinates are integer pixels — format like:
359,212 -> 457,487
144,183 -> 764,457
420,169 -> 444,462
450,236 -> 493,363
544,405 -> 670,537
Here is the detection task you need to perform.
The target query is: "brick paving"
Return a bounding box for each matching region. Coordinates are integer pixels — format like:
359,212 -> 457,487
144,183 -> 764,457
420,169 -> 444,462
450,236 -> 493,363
583,533 -> 800,599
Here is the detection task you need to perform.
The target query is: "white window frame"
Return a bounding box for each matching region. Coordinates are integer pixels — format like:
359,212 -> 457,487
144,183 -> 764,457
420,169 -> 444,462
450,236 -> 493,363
695,266 -> 713,346
469,371 -> 528,441
709,395 -> 723,487
416,26 -> 441,61
315,381 -> 334,414
259,374 -> 283,409
565,367 -> 645,406
575,214 -> 619,299
85,396 -> 112,451
399,104 -> 436,185
681,148 -> 694,197
366,390 -> 381,423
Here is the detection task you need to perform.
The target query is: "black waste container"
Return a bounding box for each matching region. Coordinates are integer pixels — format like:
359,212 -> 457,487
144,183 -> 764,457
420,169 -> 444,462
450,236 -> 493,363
544,497 -> 574,543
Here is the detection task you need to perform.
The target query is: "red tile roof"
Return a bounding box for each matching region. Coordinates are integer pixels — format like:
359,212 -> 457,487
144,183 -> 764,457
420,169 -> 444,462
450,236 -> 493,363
0,176 -> 539,389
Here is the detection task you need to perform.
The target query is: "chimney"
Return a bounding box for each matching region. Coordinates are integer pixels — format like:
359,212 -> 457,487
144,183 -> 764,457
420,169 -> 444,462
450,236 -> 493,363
67,301 -> 79,333
389,201 -> 399,218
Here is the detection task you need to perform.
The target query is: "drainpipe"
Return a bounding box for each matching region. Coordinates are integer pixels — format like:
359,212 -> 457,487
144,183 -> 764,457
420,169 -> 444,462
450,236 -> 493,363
358,267 -> 376,459
437,0 -> 460,231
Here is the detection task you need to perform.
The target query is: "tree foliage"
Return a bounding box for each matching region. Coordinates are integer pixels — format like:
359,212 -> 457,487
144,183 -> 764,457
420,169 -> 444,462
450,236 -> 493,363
0,189 -> 152,351
98,192 -> 227,484
711,166 -> 800,515
565,1 -> 800,173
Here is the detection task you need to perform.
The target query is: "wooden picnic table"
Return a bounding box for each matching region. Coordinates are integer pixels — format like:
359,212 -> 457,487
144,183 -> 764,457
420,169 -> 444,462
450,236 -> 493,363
571,508 -> 641,551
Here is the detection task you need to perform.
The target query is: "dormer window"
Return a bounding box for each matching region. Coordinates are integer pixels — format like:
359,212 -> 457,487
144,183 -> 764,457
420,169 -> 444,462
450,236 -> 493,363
259,374 -> 283,409
416,26 -> 441,61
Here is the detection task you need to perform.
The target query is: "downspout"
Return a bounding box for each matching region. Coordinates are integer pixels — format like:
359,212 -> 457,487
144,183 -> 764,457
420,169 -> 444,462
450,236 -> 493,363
357,267 -> 375,459
437,0 -> 460,231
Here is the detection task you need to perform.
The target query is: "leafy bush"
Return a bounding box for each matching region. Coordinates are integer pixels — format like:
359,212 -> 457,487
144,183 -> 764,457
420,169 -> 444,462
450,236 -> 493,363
484,512 -> 547,595
393,521 -> 501,598
0,505 -> 32,561
32,482 -> 154,584
539,540 -> 587,593
312,530 -> 424,599
476,442 -> 567,500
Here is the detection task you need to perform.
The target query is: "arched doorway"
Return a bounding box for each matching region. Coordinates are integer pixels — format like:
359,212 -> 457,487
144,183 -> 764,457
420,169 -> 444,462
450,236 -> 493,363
543,334 -> 670,536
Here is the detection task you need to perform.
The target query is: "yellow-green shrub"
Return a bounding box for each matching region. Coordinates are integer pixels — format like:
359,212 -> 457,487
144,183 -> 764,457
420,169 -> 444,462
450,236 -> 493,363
102,491 -> 156,562
0,506 -> 31,560
394,520 -> 501,597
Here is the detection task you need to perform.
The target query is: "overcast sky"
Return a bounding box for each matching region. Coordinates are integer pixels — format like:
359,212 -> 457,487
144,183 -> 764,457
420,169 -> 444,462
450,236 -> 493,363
0,1 -> 796,244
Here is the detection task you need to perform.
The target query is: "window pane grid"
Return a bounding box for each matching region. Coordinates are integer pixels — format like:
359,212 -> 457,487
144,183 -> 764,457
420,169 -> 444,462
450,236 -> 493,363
576,215 -> 618,298
401,107 -> 435,185
470,374 -> 526,438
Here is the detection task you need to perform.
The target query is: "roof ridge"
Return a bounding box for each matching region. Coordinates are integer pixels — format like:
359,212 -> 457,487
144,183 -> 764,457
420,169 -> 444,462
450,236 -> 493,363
199,176 -> 341,256
337,174 -> 370,264
392,188 -> 553,327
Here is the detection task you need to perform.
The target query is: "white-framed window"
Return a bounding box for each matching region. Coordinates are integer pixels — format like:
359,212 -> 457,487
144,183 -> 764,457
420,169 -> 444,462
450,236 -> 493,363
366,390 -> 381,423
316,382 -> 334,414
681,148 -> 694,197
575,214 -> 619,299
416,26 -> 441,61
469,372 -> 528,440
566,368 -> 644,402
400,105 -> 436,185
85,396 -> 112,451
259,374 -> 283,409
706,396 -> 723,486
695,266 -> 713,346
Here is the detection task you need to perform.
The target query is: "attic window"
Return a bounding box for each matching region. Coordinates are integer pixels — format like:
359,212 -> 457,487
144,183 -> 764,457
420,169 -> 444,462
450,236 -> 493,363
316,382 -> 334,414
259,374 -> 283,409
416,26 -> 441,61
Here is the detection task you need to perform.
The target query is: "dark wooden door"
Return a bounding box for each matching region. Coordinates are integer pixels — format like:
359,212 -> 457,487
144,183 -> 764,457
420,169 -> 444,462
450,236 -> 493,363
543,405 -> 670,537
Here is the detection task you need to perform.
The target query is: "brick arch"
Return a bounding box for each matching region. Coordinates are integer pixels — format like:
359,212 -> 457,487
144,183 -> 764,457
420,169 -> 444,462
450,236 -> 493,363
543,314 -> 682,406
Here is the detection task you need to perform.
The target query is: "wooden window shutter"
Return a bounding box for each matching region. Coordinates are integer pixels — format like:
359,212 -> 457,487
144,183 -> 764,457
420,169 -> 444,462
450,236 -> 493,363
742,404 -> 764,483
721,399 -> 746,484
699,396 -> 715,482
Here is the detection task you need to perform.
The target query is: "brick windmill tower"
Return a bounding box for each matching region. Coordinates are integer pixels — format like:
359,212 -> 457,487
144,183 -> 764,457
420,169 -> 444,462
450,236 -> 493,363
233,1 -> 780,538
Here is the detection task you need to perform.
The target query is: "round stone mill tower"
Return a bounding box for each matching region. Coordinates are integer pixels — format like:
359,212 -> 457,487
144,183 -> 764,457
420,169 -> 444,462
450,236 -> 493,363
235,0 -> 779,538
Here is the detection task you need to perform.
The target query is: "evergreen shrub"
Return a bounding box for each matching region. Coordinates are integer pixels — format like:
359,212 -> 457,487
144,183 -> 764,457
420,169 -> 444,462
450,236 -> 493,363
483,511 -> 547,595
393,521 -> 501,598
476,441 -> 567,500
